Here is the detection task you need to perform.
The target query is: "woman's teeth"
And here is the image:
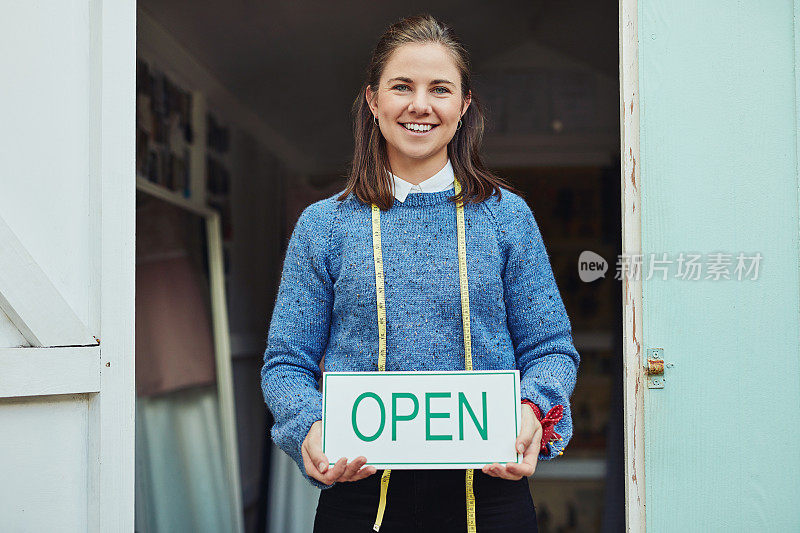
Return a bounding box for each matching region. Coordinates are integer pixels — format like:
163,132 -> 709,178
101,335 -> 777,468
402,123 -> 434,132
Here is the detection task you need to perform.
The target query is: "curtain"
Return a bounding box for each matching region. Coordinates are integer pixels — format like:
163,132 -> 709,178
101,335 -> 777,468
266,442 -> 319,533
135,384 -> 238,533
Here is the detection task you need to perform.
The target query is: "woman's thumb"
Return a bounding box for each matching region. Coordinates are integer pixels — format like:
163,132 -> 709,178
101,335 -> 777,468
516,413 -> 535,453
306,422 -> 329,473
516,434 -> 531,454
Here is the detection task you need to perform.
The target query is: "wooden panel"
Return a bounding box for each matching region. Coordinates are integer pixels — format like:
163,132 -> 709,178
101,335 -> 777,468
620,0 -> 645,529
0,347 -> 100,398
0,214 -> 96,347
88,1 -> 137,531
0,394 -> 90,531
639,0 -> 800,529
0,0 -> 95,332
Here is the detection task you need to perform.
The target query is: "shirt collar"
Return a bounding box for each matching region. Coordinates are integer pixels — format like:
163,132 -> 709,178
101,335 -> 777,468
389,159 -> 455,202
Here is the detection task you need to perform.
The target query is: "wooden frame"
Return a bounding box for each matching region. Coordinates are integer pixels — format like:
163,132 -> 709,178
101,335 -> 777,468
136,177 -> 244,532
88,1 -> 136,530
0,347 -> 100,397
619,0 -> 645,530
0,210 -> 100,406
0,215 -> 98,348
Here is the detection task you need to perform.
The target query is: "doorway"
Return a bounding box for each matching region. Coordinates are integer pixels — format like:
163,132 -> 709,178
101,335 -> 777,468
134,3 -> 625,531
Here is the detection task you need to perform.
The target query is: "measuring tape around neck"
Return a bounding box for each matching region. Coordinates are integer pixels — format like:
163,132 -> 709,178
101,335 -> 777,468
370,178 -> 477,532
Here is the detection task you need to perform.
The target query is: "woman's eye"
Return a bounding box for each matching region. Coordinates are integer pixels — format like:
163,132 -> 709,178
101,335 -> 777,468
391,84 -> 410,91
433,86 -> 451,94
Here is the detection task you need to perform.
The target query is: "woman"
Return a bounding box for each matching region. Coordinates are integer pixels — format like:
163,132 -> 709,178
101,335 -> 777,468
261,13 -> 580,532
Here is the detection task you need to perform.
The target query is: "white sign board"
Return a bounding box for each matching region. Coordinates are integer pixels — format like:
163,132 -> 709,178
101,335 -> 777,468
321,370 -> 522,469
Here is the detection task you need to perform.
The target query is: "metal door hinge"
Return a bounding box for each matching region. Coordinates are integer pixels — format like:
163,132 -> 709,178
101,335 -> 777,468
645,348 -> 666,388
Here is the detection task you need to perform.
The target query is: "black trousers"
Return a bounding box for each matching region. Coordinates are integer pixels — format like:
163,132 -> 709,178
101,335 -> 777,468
313,469 -> 538,533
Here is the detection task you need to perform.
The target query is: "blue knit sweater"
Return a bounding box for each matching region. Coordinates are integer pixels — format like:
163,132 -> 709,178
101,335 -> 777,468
260,186 -> 580,489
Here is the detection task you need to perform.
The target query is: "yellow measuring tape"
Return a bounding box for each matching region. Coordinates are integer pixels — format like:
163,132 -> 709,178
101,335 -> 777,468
370,178 -> 476,532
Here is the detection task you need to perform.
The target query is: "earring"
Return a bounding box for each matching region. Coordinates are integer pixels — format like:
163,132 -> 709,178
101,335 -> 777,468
374,115 -> 379,126
456,119 -> 463,130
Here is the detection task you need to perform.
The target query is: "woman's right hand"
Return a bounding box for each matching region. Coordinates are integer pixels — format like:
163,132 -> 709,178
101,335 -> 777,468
301,420 -> 377,485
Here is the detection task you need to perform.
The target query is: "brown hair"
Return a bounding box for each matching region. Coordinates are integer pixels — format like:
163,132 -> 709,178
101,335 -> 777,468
338,13 -> 522,209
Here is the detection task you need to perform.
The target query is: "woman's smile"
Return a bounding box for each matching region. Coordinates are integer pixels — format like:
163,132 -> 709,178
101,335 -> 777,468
399,122 -> 439,135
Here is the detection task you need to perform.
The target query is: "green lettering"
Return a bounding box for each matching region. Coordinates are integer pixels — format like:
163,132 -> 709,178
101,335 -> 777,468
425,392 -> 453,441
352,392 -> 385,442
392,392 -> 419,441
458,392 -> 488,440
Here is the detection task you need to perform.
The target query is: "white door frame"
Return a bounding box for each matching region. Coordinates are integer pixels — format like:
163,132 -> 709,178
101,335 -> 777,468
619,0 -> 646,531
89,1 -> 137,529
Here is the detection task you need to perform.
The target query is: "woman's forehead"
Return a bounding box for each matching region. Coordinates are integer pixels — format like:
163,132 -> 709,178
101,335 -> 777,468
382,43 -> 460,82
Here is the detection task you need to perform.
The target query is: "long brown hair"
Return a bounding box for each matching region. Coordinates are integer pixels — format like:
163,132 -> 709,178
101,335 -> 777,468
338,13 -> 521,209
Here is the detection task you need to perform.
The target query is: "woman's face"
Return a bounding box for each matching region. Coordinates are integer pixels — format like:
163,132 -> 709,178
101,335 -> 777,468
367,42 -> 471,169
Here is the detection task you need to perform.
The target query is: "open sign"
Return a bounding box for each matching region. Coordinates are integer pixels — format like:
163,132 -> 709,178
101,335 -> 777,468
321,370 -> 522,469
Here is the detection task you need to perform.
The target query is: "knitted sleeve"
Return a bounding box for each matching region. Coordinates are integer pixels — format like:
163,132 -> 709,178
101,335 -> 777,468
493,191 -> 580,460
260,199 -> 336,490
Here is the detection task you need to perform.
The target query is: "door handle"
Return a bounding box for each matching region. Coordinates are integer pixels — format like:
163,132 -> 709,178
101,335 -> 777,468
645,347 -> 666,388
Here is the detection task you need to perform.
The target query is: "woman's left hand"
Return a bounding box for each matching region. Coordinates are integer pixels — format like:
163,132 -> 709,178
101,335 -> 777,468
482,402 -> 542,480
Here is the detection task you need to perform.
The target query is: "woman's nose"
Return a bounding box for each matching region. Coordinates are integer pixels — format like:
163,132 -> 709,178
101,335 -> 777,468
408,90 -> 432,114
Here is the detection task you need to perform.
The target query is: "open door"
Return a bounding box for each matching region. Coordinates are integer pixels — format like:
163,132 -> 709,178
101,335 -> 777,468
0,1 -> 136,530
622,1 -> 800,530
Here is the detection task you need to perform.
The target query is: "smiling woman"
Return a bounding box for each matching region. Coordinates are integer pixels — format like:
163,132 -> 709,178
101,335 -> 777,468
260,12 -> 580,533
340,14 -> 520,211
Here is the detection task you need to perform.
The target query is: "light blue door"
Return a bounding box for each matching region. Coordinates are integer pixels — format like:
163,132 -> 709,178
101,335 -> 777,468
639,0 -> 800,530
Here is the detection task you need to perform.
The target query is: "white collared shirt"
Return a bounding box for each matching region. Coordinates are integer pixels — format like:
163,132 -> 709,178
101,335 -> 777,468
389,159 -> 455,202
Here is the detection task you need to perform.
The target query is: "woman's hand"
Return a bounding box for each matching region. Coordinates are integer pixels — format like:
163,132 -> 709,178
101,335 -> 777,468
482,403 -> 542,480
301,420 -> 377,485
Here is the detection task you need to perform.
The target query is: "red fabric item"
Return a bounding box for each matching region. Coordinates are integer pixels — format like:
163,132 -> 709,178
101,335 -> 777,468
521,399 -> 564,454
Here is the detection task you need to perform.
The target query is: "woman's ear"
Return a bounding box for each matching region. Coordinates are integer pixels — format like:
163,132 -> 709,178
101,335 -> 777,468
461,89 -> 472,117
365,85 -> 378,117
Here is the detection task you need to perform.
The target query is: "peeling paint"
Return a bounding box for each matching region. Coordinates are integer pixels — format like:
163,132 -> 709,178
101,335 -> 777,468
629,148 -> 637,189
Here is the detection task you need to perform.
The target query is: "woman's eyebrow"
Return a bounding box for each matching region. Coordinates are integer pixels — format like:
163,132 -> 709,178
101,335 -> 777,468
387,76 -> 455,86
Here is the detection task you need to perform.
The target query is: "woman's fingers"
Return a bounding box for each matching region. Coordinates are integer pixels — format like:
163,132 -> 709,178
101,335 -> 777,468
304,451 -> 376,484
319,457 -> 348,485
301,421 -> 355,485
337,456 -> 367,482
481,462 -> 502,478
482,462 -> 523,480
505,460 -> 535,478
331,456 -> 378,482
482,461 -> 533,481
349,464 -> 378,481
302,421 -> 375,484
482,430 -> 541,481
